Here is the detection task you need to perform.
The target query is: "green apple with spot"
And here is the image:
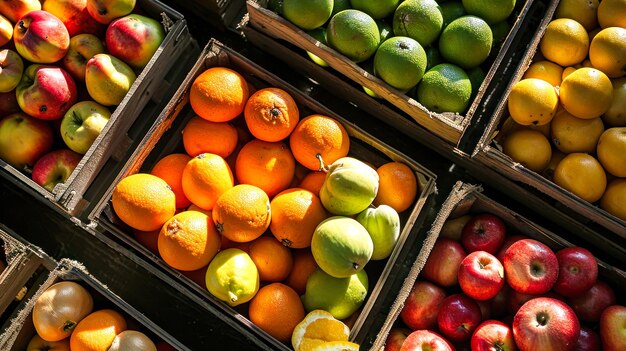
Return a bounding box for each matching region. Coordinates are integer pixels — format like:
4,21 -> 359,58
85,53 -> 136,106
0,49 -> 23,93
60,101 -> 110,154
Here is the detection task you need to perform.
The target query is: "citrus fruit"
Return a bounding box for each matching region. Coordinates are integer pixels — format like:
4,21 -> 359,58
393,0 -> 444,47
462,0 -> 516,24
377,19 -> 393,43
497,116 -> 551,145
597,127 -> 626,177
327,9 -> 380,63
490,20 -> 512,48
330,0 -> 351,18
306,28 -> 330,67
244,87 -> 300,142
283,0 -> 333,30
301,268 -> 368,319
439,15 -> 493,69
542,149 -> 567,181
440,1 -> 467,28
112,173 -> 176,231
603,78 -> 626,127
560,67 -> 614,119
550,109 -> 604,154
248,283 -> 305,343
181,153 -> 234,210
562,66 -> 577,80
270,188 -> 328,249
311,341 -> 360,351
425,46 -> 443,71
158,211 -> 220,271
600,179 -> 626,221
291,310 -> 350,351
522,60 -> 564,87
286,249 -> 319,295
235,139 -> 296,198
554,153 -> 607,202
289,114 -> 350,171
249,236 -> 293,282
373,36 -> 427,91
373,161 -> 418,212
350,0 -> 400,20
189,67 -> 249,122
298,171 -> 327,195
589,27 -> 626,78
70,309 -> 126,351
555,0 -> 599,30
539,18 -> 589,67
416,63 -> 472,113
502,129 -> 552,172
182,116 -> 238,158
150,153 -> 192,209
212,184 -> 271,243
205,248 -> 259,307
597,0 -> 626,28
507,78 -> 559,126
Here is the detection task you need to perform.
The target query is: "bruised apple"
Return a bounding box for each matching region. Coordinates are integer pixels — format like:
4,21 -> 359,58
16,64 -> 77,120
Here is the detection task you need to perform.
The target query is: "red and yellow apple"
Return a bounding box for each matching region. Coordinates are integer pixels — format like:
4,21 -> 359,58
0,0 -> 41,23
600,305 -> 626,351
86,0 -> 135,24
0,112 -> 53,169
384,328 -> 412,351
0,49 -> 23,92
458,250 -> 505,301
60,100 -> 110,154
400,330 -> 455,351
106,14 -> 165,69
400,280 -> 447,330
437,294 -> 482,342
31,149 -> 81,192
422,238 -> 467,287
62,34 -> 105,81
85,53 -> 136,106
42,0 -> 105,37
503,239 -> 559,295
0,13 -> 13,47
13,10 -> 70,64
16,64 -> 78,120
471,320 -> 516,351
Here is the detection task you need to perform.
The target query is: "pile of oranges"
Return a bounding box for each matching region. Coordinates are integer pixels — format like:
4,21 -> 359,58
110,66 -> 419,346
498,0 -> 625,221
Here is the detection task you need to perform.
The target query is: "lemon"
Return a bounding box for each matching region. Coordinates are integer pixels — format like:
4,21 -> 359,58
503,129 -> 552,172
560,67 -> 614,119
327,9 -> 380,63
507,78 -> 559,126
283,0 -> 334,30
393,0 -> 444,47
462,0 -> 517,24
603,77 -> 626,127
374,36 -> 427,91
550,109 -> 604,153
554,153 -> 607,203
291,310 -> 350,351
439,15 -> 493,69
589,27 -> 626,78
597,0 -> 626,28
600,179 -> 626,221
539,18 -> 589,67
562,66 -> 577,80
523,60 -> 564,87
306,27 -> 330,67
350,0 -> 400,20
555,0 -> 599,30
416,63 -> 472,113
597,127 -> 626,177
205,248 -> 259,307
301,268 -> 368,320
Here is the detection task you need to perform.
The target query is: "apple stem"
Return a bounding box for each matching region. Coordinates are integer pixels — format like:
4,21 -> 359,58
316,154 -> 329,173
18,20 -> 27,34
352,262 -> 359,270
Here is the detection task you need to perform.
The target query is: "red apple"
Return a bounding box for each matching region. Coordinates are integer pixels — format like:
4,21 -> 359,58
437,294 -> 482,342
42,0 -> 105,37
31,149 -> 81,192
0,90 -> 20,116
16,64 -> 77,120
569,280 -> 616,322
400,330 -> 455,351
496,235 -> 529,262
600,305 -> 626,351
0,0 -> 41,23
105,14 -> 165,69
62,34 -> 105,82
576,326 -> 601,351
458,251 -> 504,301
512,297 -> 580,351
503,239 -> 558,295
422,238 -> 467,287
0,49 -> 23,93
461,214 -> 507,254
553,247 -> 598,297
384,328 -> 412,351
400,280 -> 446,330
508,290 -> 564,315
13,10 -> 69,64
0,112 -> 53,169
471,320 -> 517,351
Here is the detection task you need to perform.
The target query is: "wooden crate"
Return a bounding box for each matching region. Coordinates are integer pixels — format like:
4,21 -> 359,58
245,0 -> 558,145
0,0 -> 194,217
87,39 -> 439,349
369,182 -> 626,350
468,0 -> 626,238
0,259 -> 189,350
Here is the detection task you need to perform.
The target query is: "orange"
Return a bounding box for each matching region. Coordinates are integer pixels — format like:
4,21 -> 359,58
554,0 -> 599,30
181,153 -> 234,210
187,203 -> 212,216
150,153 -> 192,209
112,173 -> 176,232
554,153 -> 607,202
235,139 -> 296,198
589,27 -> 626,78
212,184 -> 271,243
560,68 -> 614,119
597,0 -> 626,28
539,18 -> 589,67
70,309 -> 127,351
542,149 -> 567,181
248,283 -> 305,343
189,67 -> 249,122
597,127 -> 626,177
158,211 -> 221,271
550,109 -> 605,153
508,78 -> 559,126
522,60 -> 564,87
244,87 -> 300,142
285,249 -> 319,295
298,171 -> 327,195
600,179 -> 626,221
270,188 -> 328,248
497,116 -> 551,144
289,115 -> 350,170
291,310 -> 350,351
249,236 -> 293,282
503,129 -> 553,172
182,115 -> 238,158
373,161 -> 418,213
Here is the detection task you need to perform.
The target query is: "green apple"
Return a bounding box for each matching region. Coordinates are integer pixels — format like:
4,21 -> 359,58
319,156 -> 379,215
85,53 -> 136,106
0,49 -> 24,93
60,101 -> 110,154
356,205 -> 400,260
302,268 -> 368,320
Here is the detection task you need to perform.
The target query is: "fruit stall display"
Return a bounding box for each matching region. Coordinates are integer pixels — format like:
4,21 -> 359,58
371,182 -> 626,351
0,0 -> 193,215
471,0 -> 626,237
245,0 -> 553,144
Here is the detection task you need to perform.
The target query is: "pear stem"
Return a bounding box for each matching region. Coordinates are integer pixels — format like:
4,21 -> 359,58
316,154 -> 329,173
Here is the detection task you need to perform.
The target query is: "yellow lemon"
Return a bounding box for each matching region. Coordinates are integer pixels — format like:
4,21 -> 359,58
554,153 -> 607,202
596,127 -> 626,177
589,27 -> 626,78
597,0 -> 626,28
559,68 -> 614,119
600,179 -> 626,221
555,0 -> 599,30
522,60 -> 564,86
562,66 -> 577,80
503,129 -> 553,172
603,77 -> 626,127
550,109 -> 605,153
539,18 -> 589,67
508,78 -> 559,126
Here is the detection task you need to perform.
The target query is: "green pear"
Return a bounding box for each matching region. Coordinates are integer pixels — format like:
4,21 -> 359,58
320,157 -> 379,215
85,53 -> 136,106
356,205 -> 400,260
302,268 -> 368,320
205,248 -> 259,307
